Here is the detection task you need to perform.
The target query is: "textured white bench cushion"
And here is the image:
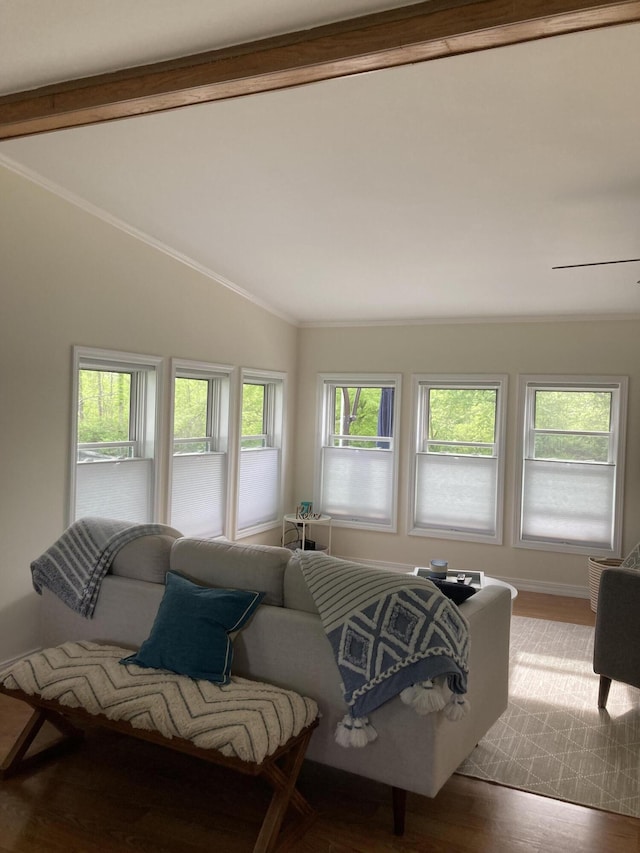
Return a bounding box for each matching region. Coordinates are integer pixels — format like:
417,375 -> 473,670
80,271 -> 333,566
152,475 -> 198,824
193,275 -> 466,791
1,640 -> 318,765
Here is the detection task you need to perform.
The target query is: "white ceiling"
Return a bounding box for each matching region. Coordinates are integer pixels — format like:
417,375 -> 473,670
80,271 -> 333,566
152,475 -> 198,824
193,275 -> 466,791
2,1 -> 640,326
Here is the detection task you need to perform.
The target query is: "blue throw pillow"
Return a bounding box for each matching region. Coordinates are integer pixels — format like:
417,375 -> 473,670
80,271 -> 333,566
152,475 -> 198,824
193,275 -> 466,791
120,572 -> 264,684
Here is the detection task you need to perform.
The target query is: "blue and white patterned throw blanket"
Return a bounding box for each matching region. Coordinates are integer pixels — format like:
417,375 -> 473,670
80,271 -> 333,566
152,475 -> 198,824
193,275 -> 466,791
31,517 -> 178,618
296,550 -> 470,747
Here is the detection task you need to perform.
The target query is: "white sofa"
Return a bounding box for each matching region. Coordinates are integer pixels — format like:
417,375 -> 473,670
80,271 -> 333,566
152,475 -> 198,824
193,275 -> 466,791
38,534 -> 511,825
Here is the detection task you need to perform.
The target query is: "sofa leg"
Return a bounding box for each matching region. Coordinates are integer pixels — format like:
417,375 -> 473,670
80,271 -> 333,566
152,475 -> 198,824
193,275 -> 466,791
598,675 -> 612,709
391,786 -> 407,836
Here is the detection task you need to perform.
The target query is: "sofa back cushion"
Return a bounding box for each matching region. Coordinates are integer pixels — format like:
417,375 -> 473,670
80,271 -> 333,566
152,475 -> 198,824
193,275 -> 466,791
283,554 -> 319,614
111,530 -> 182,584
169,538 -> 289,606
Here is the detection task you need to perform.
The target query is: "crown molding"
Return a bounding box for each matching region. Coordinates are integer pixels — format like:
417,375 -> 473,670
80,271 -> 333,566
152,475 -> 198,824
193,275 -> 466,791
0,154 -> 298,326
299,313 -> 640,328
5,147 -> 637,331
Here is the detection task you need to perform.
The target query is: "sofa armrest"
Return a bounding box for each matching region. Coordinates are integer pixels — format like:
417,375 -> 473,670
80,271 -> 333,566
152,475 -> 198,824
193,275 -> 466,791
234,583 -> 511,798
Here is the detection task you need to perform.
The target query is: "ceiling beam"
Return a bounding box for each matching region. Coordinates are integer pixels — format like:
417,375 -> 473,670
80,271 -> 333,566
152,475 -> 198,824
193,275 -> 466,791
1,0 -> 639,139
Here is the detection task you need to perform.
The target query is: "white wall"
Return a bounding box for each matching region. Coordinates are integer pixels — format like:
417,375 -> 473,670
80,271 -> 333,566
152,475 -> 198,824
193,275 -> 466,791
4,160 -> 640,663
0,166 -> 298,663
294,321 -> 640,593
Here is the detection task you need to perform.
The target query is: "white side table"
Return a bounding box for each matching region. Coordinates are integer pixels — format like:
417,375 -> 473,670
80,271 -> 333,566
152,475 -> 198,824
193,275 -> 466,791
412,567 -> 518,600
282,514 -> 332,554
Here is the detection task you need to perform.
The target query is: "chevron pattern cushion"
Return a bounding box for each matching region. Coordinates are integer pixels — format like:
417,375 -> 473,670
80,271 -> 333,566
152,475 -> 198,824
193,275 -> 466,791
0,641 -> 318,764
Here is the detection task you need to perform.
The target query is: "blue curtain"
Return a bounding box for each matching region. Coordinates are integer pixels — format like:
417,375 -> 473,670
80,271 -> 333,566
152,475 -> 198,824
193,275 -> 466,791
377,387 -> 394,449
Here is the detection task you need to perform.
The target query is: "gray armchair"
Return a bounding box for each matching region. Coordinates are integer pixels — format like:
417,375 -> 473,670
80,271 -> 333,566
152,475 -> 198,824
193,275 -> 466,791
593,566 -> 640,708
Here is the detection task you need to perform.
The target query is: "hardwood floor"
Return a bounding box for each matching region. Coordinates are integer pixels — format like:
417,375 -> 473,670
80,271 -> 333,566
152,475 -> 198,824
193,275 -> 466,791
513,590 -> 596,627
1,592 -> 637,852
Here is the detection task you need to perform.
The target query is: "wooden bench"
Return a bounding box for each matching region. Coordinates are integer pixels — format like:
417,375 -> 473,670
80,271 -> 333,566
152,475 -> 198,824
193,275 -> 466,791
0,642 -> 320,853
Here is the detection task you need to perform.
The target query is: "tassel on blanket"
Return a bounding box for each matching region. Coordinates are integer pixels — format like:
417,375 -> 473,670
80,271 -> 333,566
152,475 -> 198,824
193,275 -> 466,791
400,679 -> 447,715
444,693 -> 470,721
335,714 -> 378,748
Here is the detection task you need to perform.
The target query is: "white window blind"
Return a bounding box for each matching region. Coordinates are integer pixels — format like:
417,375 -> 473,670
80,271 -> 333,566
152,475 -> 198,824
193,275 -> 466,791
236,370 -> 285,536
71,347 -> 162,525
171,453 -> 226,538
410,375 -> 506,544
521,460 -> 615,549
170,362 -> 232,538
517,376 -> 626,555
75,459 -> 152,523
316,375 -> 400,531
414,453 -> 498,536
237,448 -> 281,530
320,446 -> 394,525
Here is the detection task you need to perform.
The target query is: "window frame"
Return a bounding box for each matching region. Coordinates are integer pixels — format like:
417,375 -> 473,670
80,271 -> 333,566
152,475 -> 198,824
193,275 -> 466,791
168,358 -> 234,538
314,373 -> 402,532
235,368 -> 286,537
409,374 -> 508,545
70,346 -> 164,525
514,374 -> 628,557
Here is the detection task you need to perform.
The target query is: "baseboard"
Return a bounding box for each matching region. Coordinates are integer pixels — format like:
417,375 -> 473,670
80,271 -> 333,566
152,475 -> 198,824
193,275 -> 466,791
503,577 -> 590,599
336,555 -> 590,599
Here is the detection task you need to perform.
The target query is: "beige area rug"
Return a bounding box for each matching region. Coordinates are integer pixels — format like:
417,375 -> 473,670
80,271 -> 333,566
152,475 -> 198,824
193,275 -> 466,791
456,615 -> 640,817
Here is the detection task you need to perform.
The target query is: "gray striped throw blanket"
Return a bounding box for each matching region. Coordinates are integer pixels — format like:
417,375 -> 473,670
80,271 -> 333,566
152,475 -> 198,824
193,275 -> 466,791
31,517 -> 178,618
296,550 -> 470,747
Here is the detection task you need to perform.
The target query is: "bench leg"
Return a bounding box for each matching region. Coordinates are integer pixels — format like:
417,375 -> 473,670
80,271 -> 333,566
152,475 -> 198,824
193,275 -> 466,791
1,705 -> 84,779
1,687 -> 318,851
254,727 -> 316,853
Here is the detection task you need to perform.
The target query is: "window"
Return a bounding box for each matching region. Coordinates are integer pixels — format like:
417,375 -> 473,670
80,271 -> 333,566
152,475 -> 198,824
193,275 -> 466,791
517,376 -> 627,555
236,370 -> 285,534
410,375 -> 507,543
316,375 -> 401,530
72,347 -> 163,523
169,360 -> 232,538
